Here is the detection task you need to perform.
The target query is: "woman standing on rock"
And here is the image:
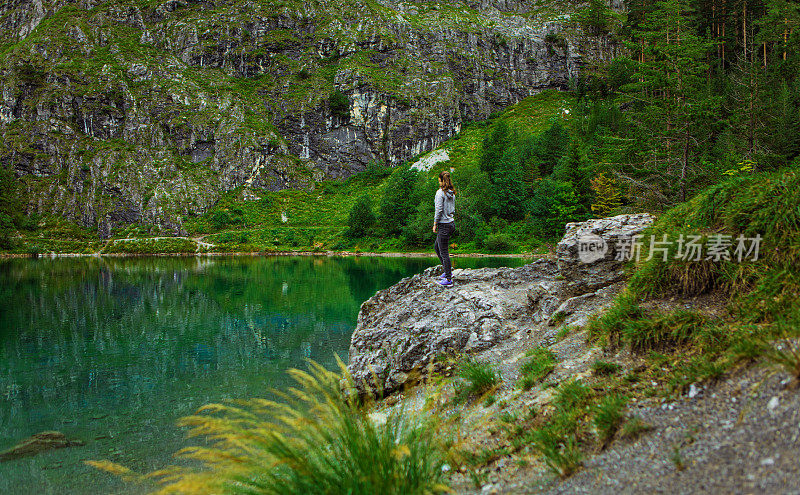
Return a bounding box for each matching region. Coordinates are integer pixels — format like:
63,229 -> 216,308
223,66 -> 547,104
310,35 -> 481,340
433,171 -> 456,286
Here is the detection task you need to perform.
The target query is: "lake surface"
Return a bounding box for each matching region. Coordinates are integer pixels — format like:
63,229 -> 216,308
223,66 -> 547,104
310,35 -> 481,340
0,255 -> 527,494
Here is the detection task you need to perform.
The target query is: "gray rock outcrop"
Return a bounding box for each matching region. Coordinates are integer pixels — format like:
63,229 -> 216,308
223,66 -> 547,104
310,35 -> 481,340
557,213 -> 657,288
348,213 -> 655,395
527,212 -> 656,323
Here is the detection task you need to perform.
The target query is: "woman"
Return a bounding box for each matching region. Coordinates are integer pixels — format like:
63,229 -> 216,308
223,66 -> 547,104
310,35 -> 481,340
433,171 -> 456,286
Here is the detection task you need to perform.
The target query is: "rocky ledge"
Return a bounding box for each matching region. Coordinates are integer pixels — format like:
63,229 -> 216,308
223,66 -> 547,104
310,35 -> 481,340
347,213 -> 655,395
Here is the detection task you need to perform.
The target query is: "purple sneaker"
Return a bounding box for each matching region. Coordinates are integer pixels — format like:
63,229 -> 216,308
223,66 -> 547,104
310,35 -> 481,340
438,279 -> 453,287
439,273 -> 449,280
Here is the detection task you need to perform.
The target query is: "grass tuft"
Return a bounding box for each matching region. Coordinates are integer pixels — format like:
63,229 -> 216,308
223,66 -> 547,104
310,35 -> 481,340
553,379 -> 592,412
618,416 -> 653,440
530,429 -> 583,479
555,325 -> 572,340
586,291 -> 644,347
622,310 -> 711,352
455,359 -> 500,401
670,446 -> 686,471
592,394 -> 627,446
761,309 -> 800,383
518,347 -> 557,390
591,359 -> 621,375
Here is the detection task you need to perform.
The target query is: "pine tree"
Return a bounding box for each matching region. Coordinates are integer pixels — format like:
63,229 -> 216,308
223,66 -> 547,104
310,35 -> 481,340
490,148 -> 526,221
534,121 -> 570,177
727,49 -> 767,165
754,0 -> 799,65
765,78 -> 800,165
590,173 -> 624,216
527,179 -> 581,238
622,0 -> 720,203
480,120 -> 510,177
0,165 -> 17,249
554,137 -> 593,211
578,0 -> 621,34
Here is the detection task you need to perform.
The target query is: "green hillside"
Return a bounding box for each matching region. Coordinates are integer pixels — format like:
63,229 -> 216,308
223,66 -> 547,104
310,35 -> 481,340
3,89 -> 576,255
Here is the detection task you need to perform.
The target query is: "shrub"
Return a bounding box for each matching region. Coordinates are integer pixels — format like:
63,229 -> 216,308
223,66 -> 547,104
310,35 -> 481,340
483,233 -> 515,253
209,209 -> 233,230
102,238 -> 197,254
89,361 -> 450,494
329,89 -> 350,119
362,160 -> 392,182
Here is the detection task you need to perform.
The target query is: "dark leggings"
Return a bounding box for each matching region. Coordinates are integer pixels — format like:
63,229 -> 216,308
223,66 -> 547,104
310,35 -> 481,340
435,222 -> 455,280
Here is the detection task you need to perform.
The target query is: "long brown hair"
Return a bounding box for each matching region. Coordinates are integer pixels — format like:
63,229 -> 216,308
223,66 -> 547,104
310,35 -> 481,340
439,171 -> 456,194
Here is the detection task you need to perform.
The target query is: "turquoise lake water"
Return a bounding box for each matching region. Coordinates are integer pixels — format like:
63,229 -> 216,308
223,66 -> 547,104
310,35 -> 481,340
0,255 -> 527,494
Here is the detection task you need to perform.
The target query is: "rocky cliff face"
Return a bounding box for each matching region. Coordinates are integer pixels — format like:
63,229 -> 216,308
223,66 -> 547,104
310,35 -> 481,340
0,0 -> 618,236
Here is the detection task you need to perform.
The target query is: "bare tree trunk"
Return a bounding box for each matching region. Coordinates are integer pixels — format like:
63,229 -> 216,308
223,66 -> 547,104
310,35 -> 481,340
784,18 -> 789,60
742,0 -> 747,53
681,126 -> 690,202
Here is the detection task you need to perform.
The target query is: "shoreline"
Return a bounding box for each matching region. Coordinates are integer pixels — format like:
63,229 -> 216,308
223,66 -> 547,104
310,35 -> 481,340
0,250 -> 543,259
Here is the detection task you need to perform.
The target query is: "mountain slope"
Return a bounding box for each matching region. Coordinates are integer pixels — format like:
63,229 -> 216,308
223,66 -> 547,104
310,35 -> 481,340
0,0 -> 614,237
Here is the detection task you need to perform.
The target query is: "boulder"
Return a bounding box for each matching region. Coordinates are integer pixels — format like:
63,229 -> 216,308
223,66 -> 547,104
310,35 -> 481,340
556,213 -> 656,289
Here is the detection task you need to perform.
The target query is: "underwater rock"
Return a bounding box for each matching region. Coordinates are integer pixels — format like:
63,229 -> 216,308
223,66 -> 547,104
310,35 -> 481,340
0,431 -> 85,462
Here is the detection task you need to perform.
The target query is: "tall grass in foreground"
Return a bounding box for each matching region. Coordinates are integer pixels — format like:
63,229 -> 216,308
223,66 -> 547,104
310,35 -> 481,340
88,359 -> 449,495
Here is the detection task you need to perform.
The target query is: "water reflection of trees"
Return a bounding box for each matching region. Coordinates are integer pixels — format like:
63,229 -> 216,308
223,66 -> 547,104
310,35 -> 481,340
0,257 -> 366,439
0,255 -> 524,442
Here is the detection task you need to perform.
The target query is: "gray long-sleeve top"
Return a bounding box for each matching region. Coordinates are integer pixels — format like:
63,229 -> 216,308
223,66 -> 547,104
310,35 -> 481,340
434,189 -> 455,224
